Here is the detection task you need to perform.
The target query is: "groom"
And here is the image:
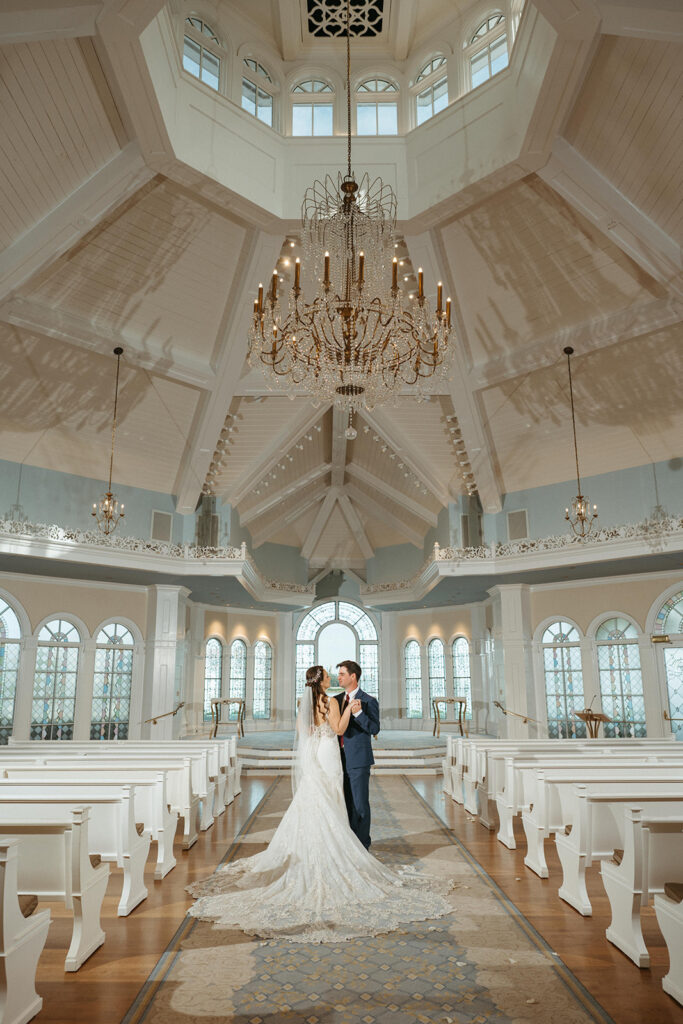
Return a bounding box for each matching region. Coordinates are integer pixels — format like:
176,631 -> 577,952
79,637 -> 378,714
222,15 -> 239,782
334,660 -> 380,850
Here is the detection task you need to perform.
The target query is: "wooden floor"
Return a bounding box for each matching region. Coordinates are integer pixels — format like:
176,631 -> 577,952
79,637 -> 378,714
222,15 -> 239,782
32,776 -> 683,1024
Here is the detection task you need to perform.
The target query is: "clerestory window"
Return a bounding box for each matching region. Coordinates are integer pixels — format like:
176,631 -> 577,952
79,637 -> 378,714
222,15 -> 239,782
242,58 -> 274,126
356,77 -> 398,135
292,78 -> 334,136
415,57 -> 448,126
182,16 -> 221,91
468,14 -> 508,89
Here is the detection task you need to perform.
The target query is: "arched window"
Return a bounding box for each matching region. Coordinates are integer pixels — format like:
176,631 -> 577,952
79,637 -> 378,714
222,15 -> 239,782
596,617 -> 645,737
428,638 -> 446,716
0,599 -> 21,745
468,14 -> 508,89
292,78 -> 334,136
229,638 -> 247,720
253,640 -> 272,719
203,637 -> 223,722
183,16 -> 221,91
242,58 -> 274,126
295,601 -> 379,706
32,619 -> 80,740
653,589 -> 683,740
415,56 -> 448,125
92,623 -> 134,740
452,637 -> 472,721
405,640 -> 422,718
542,621 -> 585,738
356,77 -> 398,135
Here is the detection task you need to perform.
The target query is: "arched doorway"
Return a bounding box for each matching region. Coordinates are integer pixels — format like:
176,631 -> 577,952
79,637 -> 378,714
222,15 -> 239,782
295,601 -> 379,706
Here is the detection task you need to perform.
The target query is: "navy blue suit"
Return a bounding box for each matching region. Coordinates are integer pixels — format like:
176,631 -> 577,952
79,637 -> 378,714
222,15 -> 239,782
335,688 -> 380,849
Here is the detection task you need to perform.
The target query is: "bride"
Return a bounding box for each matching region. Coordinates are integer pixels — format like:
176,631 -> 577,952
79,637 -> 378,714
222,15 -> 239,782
186,665 -> 454,943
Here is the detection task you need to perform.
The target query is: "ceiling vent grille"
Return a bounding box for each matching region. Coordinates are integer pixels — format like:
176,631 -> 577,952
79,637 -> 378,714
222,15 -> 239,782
306,0 -> 385,37
151,510 -> 173,543
507,509 -> 528,541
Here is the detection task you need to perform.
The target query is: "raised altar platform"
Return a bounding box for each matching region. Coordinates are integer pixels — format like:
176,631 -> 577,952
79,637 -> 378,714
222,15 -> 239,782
235,730 -> 446,775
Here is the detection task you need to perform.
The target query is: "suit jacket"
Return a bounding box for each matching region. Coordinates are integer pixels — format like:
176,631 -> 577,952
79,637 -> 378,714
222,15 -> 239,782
334,688 -> 380,769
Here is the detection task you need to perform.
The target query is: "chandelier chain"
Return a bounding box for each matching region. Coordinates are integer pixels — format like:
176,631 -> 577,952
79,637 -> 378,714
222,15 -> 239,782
566,347 -> 582,494
108,347 -> 122,492
346,0 -> 351,178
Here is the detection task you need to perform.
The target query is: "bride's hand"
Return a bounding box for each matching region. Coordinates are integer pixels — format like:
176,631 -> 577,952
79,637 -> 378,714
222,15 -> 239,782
350,699 -> 362,714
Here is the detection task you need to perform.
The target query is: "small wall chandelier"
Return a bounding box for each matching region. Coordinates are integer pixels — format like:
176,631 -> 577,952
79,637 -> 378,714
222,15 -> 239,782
563,346 -> 597,538
92,346 -> 126,535
248,0 -> 453,415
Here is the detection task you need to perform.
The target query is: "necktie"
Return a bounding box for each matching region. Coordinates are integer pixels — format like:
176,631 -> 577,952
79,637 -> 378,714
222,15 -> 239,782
340,693 -> 349,748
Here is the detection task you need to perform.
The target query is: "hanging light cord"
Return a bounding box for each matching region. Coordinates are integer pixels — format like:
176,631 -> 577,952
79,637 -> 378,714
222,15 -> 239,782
107,347 -> 123,493
565,347 -> 582,494
346,0 -> 351,178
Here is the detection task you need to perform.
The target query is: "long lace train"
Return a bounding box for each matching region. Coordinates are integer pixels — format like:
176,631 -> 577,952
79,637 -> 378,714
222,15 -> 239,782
186,724 -> 455,943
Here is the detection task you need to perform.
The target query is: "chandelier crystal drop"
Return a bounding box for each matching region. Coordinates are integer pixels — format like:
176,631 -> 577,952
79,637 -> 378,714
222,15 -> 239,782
563,346 -> 598,539
91,346 -> 126,536
248,0 -> 453,412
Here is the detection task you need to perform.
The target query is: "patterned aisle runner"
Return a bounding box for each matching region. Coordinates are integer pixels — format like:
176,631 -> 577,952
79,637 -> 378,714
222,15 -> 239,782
124,777 -> 614,1024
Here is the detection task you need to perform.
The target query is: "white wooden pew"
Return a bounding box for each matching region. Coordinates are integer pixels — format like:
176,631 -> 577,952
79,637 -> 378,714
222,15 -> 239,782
0,838 -> 50,1024
0,756 -> 201,850
655,881 -> 683,1006
601,810 -> 683,967
0,786 -> 149,916
554,788 -> 683,916
0,809 -> 108,972
1,772 -> 176,880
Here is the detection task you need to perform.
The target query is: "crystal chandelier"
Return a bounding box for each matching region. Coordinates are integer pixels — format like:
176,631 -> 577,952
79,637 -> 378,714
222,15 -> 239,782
92,346 -> 126,535
563,346 -> 597,538
248,0 -> 453,414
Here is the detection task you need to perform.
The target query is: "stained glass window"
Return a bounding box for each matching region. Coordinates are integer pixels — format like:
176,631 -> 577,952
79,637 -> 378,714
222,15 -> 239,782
203,638 -> 223,722
452,637 -> 472,720
253,640 -> 272,719
405,640 -> 422,718
542,621 -> 585,738
32,619 -> 80,741
596,617 -> 645,737
428,638 -> 446,717
664,648 -> 683,741
183,18 -> 221,90
229,639 -> 247,720
0,599 -> 21,744
295,601 -> 379,706
92,623 -> 134,740
654,590 -> 683,635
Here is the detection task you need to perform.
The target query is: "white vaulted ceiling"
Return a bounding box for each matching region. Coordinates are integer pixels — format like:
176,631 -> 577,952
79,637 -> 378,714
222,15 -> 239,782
0,0 -> 681,576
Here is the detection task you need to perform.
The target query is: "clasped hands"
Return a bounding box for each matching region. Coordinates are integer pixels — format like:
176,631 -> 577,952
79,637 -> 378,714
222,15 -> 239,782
349,699 -> 362,714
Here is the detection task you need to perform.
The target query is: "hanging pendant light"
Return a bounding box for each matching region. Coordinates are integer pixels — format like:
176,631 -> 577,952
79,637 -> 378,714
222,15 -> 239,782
563,346 -> 598,538
248,0 -> 453,412
92,346 -> 126,535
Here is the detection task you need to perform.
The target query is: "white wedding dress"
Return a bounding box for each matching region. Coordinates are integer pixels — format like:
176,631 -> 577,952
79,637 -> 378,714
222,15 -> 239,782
186,712 -> 454,943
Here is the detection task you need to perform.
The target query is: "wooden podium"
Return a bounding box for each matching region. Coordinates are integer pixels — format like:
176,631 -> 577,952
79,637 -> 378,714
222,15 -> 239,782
574,709 -> 612,738
210,698 -> 245,738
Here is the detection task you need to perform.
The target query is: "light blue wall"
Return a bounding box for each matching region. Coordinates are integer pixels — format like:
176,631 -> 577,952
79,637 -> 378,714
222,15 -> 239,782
252,542 -> 309,585
0,459 -> 188,543
482,458 -> 682,545
366,543 -> 424,585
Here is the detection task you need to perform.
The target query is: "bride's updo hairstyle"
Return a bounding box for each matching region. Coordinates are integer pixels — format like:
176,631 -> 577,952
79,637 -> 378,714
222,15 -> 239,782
305,664 -> 328,717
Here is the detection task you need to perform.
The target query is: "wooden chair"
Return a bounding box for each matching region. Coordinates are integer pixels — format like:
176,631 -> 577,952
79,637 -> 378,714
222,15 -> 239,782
432,697 -> 468,738
210,698 -> 246,739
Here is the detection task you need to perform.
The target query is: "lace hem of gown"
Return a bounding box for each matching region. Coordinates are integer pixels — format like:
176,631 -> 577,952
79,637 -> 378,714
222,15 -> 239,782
186,861 -> 456,944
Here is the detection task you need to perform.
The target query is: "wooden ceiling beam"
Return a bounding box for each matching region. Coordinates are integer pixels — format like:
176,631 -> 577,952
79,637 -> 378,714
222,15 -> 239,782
345,463 -> 437,526
301,489 -> 338,561
0,2 -> 101,44
239,464 -> 331,524
338,494 -> 374,560
346,483 -> 424,548
331,405 -> 348,489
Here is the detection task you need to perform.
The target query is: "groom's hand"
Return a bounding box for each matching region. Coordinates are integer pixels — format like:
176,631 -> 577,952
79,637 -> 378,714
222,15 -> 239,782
350,699 -> 362,714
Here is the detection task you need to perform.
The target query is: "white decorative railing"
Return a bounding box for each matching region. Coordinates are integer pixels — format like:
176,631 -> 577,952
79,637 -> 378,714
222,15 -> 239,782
0,519 -> 315,596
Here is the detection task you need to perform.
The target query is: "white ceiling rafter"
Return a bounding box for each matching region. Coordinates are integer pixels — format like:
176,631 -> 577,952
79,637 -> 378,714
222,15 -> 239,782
229,401 -> 329,506
0,142 -> 153,305
360,407 -> 450,507
331,405 -> 349,489
346,483 -> 424,548
338,494 -> 374,560
240,463 -> 332,524
0,2 -> 102,44
345,463 -> 437,526
301,489 -> 338,560
249,486 -> 327,546
174,230 -> 284,513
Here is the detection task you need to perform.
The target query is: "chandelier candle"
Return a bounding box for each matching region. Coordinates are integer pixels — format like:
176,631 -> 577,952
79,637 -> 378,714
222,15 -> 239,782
247,0 -> 453,412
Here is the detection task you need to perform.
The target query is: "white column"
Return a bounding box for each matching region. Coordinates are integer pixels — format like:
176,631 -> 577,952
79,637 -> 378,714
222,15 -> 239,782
187,604 -> 206,737
245,643 -> 255,728
142,585 -> 190,740
276,612 -> 294,729
73,639 -> 96,740
380,611 -> 399,727
128,642 -> 145,740
11,636 -> 37,741
420,642 -> 429,725
469,603 -> 487,734
489,584 -> 534,738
